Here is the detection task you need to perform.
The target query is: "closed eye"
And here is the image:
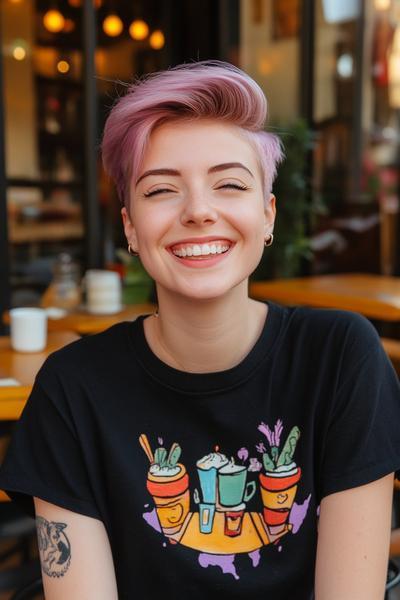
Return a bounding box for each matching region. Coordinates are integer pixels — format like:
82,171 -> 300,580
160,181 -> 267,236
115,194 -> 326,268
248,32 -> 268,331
143,183 -> 249,197
219,183 -> 249,191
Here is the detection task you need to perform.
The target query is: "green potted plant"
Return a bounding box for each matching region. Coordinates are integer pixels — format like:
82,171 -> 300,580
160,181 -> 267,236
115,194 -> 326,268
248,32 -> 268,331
116,249 -> 153,304
252,119 -> 325,280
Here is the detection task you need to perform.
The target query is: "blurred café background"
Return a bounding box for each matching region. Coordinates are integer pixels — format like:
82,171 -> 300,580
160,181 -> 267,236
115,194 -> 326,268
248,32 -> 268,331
0,0 -> 400,330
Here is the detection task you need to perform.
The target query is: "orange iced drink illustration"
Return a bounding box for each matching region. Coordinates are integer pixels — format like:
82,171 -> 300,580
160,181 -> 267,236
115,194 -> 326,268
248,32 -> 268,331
257,420 -> 301,533
140,435 -> 190,536
259,465 -> 301,533
147,463 -> 190,535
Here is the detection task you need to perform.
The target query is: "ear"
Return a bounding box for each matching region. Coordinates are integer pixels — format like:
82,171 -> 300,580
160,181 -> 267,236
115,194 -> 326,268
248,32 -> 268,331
264,193 -> 276,235
121,207 -> 138,251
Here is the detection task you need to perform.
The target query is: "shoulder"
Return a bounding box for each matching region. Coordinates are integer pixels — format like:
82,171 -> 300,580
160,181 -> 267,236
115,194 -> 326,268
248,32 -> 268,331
38,321 -> 135,383
284,304 -> 380,350
271,303 -> 383,376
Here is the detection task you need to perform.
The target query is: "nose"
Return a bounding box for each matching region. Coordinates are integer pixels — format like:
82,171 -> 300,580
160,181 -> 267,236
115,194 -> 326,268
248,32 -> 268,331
180,192 -> 218,227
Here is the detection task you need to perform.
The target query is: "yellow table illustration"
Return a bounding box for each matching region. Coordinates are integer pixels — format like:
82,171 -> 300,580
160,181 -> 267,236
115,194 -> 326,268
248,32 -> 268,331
168,510 -> 291,554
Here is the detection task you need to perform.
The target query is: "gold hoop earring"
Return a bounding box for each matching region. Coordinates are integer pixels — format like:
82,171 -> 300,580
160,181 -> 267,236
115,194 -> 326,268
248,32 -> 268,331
264,233 -> 274,247
128,244 -> 139,256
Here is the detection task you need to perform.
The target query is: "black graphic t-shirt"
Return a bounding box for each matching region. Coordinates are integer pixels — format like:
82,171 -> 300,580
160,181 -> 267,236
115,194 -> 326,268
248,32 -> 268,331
1,302 -> 400,599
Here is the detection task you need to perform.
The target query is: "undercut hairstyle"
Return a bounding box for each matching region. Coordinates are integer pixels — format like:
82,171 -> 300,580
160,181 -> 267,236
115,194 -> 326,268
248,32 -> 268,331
101,60 -> 284,207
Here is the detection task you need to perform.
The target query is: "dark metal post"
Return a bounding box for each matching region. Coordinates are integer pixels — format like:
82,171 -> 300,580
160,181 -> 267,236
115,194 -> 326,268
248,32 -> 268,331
83,0 -> 102,267
348,0 -> 365,203
0,16 -> 11,332
299,0 -> 315,274
300,0 -> 315,123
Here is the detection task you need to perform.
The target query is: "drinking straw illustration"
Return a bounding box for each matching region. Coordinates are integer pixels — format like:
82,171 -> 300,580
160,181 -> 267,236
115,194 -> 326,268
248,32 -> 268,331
139,434 -> 154,464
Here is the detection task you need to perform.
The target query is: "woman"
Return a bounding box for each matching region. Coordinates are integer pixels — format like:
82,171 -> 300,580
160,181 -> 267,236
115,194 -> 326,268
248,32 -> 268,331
1,60 -> 400,599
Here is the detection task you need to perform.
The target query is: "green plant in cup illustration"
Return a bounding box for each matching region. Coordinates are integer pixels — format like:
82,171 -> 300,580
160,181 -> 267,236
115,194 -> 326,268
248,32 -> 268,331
139,435 -> 190,535
257,420 -> 302,533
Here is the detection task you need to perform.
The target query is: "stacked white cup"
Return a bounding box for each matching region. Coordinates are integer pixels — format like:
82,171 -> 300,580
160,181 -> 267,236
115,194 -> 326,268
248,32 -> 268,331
85,270 -> 122,315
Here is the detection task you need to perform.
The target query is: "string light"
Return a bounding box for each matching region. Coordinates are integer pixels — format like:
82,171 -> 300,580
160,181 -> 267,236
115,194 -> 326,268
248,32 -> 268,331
149,30 -> 165,50
43,9 -> 65,33
103,14 -> 123,37
129,19 -> 149,40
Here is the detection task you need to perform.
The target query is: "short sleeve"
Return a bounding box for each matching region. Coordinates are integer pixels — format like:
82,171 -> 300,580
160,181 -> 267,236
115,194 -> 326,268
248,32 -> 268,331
319,315 -> 400,501
0,359 -> 101,520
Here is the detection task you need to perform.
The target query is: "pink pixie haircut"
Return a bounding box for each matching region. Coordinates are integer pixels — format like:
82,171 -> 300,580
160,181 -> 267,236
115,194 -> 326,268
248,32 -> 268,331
102,60 -> 284,207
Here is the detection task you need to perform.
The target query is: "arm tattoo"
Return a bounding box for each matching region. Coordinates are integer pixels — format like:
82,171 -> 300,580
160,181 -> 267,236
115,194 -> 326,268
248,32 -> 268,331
36,516 -> 71,577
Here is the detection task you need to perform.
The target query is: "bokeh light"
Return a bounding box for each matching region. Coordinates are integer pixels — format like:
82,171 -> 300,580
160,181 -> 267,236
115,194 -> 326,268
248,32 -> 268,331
129,19 -> 149,41
149,30 -> 165,50
43,9 -> 65,33
103,14 -> 123,37
57,60 -> 70,74
13,46 -> 26,61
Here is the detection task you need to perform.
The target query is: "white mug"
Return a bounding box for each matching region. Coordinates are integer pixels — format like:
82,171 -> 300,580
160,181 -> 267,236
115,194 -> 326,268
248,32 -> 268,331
84,269 -> 122,315
9,308 -> 48,353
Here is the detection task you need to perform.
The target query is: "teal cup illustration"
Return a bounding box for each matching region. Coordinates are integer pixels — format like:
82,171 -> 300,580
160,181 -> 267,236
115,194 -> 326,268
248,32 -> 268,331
197,468 -> 216,503
196,452 -> 229,504
217,463 -> 256,508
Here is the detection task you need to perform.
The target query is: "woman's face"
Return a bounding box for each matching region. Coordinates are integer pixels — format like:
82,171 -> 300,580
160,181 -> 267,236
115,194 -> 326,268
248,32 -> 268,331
122,119 -> 276,301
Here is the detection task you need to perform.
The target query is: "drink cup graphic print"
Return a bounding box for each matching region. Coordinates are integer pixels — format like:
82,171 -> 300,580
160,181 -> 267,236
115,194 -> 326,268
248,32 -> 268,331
138,426 -> 307,575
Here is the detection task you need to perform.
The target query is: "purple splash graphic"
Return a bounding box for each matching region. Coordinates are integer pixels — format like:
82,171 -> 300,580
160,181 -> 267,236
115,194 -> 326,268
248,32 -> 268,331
248,458 -> 262,472
158,437 -> 164,445
289,494 -> 311,534
237,447 -> 249,462
198,553 -> 239,580
142,508 -> 162,533
255,442 -> 266,454
248,549 -> 261,567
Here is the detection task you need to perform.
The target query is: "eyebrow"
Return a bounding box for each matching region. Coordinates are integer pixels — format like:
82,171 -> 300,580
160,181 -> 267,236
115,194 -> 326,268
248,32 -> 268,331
135,162 -> 254,186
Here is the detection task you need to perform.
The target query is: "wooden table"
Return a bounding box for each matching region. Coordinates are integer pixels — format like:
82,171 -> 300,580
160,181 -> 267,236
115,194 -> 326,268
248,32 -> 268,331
3,304 -> 156,337
0,330 -> 79,420
250,273 -> 400,322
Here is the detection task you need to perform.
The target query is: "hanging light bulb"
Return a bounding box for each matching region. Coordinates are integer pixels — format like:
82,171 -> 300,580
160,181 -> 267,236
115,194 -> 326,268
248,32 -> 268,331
149,30 -> 165,50
374,0 -> 391,9
43,9 -> 65,33
129,19 -> 149,40
103,14 -> 123,37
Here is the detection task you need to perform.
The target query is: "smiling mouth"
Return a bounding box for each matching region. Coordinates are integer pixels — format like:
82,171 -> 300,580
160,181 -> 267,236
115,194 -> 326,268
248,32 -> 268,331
170,241 -> 232,259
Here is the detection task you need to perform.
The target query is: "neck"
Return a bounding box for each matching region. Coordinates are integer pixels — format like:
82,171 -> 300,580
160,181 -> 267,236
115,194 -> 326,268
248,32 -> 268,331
144,282 -> 268,373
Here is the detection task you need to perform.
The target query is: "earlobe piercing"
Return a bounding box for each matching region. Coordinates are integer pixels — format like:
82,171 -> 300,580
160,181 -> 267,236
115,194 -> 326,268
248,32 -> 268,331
264,233 -> 274,247
128,244 -> 139,256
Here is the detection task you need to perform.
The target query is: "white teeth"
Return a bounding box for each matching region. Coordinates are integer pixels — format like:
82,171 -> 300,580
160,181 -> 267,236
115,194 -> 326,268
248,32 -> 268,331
171,242 -> 231,257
